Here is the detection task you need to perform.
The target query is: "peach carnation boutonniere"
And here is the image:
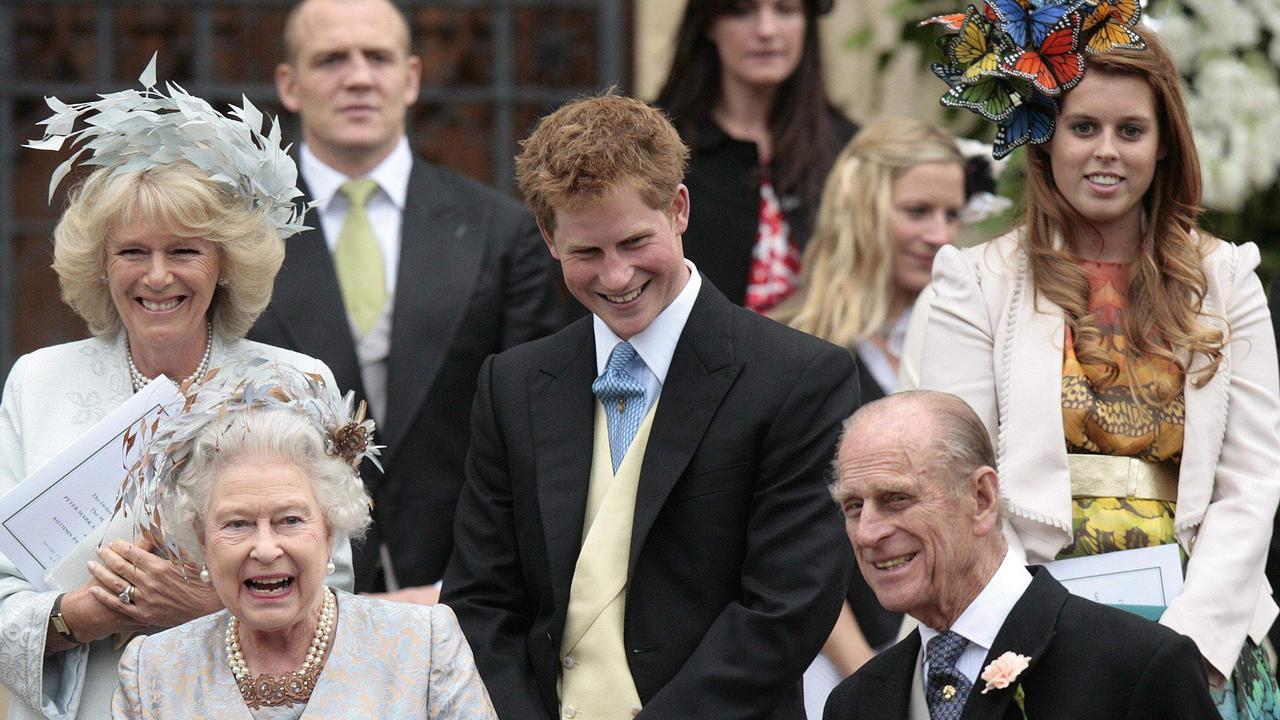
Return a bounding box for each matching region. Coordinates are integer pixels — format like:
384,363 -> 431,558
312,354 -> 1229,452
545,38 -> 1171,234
981,651 -> 1031,718
980,651 -> 1030,693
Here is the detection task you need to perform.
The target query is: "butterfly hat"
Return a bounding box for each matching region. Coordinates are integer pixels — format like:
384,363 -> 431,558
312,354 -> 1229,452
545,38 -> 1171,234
923,0 -> 1146,158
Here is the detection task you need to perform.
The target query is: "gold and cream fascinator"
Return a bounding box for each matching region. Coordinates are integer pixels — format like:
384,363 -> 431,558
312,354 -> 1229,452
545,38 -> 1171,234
114,362 -> 381,564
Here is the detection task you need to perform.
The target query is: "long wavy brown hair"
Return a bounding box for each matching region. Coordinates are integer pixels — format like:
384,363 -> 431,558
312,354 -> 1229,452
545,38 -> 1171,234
1022,24 -> 1222,398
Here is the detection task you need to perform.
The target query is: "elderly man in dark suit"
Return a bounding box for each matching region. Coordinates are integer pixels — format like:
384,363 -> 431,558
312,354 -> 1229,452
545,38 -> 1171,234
249,0 -> 559,600
824,391 -> 1218,720
442,94 -> 857,719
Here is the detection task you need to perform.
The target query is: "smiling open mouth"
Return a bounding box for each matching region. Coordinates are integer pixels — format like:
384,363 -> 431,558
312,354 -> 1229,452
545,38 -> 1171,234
604,284 -> 644,304
1086,174 -> 1121,186
245,577 -> 294,594
873,553 -> 917,570
138,297 -> 185,312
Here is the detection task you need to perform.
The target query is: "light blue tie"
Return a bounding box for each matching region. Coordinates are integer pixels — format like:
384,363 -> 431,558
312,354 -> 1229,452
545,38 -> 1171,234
592,342 -> 647,473
925,631 -> 973,720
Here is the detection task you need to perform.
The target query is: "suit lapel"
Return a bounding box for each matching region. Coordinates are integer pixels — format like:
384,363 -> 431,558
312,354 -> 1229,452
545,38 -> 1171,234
627,284 -> 742,578
382,161 -> 486,459
531,319 -> 597,630
960,569 -> 1067,720
862,631 -> 921,720
268,193 -> 364,398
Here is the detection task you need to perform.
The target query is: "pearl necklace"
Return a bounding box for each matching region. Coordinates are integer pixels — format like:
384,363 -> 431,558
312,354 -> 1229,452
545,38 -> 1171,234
224,587 -> 336,709
127,323 -> 213,392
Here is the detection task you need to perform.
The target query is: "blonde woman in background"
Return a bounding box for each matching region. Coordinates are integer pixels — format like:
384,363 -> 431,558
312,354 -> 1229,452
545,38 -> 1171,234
772,116 -> 966,718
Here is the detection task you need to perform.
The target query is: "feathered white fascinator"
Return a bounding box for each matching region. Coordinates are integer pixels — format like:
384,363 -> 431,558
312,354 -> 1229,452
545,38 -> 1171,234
115,361 -> 381,563
25,53 -> 309,238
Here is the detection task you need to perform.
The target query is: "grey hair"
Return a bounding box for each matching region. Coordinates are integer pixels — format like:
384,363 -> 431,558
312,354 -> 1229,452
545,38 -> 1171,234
52,161 -> 285,341
830,390 -> 998,501
165,406 -> 372,559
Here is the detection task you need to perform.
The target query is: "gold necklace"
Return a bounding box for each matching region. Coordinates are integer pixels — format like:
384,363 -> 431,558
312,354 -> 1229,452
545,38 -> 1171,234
224,588 -> 335,709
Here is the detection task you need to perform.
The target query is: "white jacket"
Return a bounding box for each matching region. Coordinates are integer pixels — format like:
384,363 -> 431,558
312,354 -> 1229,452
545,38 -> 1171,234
921,230 -> 1280,677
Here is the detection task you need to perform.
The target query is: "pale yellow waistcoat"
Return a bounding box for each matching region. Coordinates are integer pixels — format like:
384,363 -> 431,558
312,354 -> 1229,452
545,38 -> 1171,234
557,400 -> 659,719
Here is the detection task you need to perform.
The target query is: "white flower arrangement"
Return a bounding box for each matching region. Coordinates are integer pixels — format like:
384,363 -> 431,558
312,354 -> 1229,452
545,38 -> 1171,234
1150,1 -> 1280,211
25,53 -> 309,238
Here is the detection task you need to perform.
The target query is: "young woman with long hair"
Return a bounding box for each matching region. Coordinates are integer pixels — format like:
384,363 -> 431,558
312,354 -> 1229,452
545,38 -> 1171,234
922,19 -> 1280,717
656,0 -> 855,313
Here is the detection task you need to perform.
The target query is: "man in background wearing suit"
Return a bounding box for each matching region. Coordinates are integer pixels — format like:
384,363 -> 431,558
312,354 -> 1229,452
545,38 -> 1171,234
250,0 -> 559,600
824,391 -> 1217,720
442,95 -> 857,718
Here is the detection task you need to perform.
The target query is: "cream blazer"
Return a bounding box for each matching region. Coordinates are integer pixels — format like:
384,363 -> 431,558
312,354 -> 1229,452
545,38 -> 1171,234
921,230 -> 1280,678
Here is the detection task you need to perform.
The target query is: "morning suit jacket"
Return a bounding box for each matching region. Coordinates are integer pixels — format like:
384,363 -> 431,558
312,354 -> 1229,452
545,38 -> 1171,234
248,156 -> 560,590
442,279 -> 858,719
823,568 -> 1219,720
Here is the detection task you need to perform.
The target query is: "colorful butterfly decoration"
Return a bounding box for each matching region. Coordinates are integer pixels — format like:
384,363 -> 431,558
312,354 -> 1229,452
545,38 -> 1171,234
987,0 -> 1081,49
945,7 -> 1010,82
1081,0 -> 1145,54
1002,15 -> 1085,96
994,91 -> 1058,158
923,0 -> 1147,158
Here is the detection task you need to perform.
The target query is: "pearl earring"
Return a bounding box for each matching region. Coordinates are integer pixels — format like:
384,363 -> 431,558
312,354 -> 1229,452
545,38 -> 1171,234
199,564 -> 210,583
217,278 -> 228,287
326,558 -> 336,575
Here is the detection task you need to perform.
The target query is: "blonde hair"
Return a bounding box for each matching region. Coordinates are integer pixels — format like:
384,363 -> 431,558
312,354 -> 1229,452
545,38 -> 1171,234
1022,25 -> 1222,396
516,94 -> 689,233
773,118 -> 963,348
53,161 -> 285,340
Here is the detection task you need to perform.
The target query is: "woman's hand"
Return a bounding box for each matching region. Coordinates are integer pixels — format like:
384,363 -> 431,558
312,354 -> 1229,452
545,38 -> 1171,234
85,536 -> 222,631
44,582 -> 150,655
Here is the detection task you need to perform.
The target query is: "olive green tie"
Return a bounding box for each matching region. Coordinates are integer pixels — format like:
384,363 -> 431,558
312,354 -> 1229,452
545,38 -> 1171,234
334,178 -> 387,336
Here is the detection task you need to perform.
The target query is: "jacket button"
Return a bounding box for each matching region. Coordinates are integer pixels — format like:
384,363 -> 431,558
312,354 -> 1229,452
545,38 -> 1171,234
564,707 -> 577,719
561,656 -> 575,669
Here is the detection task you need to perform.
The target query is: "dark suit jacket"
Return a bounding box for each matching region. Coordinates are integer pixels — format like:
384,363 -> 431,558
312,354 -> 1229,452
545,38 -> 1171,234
824,568 -> 1219,720
442,280 -> 858,719
844,355 -> 903,650
248,157 -> 560,590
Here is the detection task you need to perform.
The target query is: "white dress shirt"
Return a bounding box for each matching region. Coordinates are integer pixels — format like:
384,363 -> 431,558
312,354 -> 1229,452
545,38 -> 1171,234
298,137 -> 413,427
856,308 -> 911,394
592,260 -> 702,408
917,550 -> 1033,685
301,138 -> 414,591
301,137 -> 411,296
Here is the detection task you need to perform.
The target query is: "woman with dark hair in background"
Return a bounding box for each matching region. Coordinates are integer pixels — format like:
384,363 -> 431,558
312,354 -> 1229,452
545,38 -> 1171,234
656,0 -> 856,313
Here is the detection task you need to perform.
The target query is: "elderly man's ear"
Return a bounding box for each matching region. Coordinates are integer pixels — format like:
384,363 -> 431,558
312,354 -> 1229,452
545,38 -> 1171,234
968,466 -> 1002,538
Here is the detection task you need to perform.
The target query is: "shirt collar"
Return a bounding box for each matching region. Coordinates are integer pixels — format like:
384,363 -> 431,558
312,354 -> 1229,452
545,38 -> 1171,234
300,136 -> 412,211
593,259 -> 701,384
918,550 -> 1032,652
